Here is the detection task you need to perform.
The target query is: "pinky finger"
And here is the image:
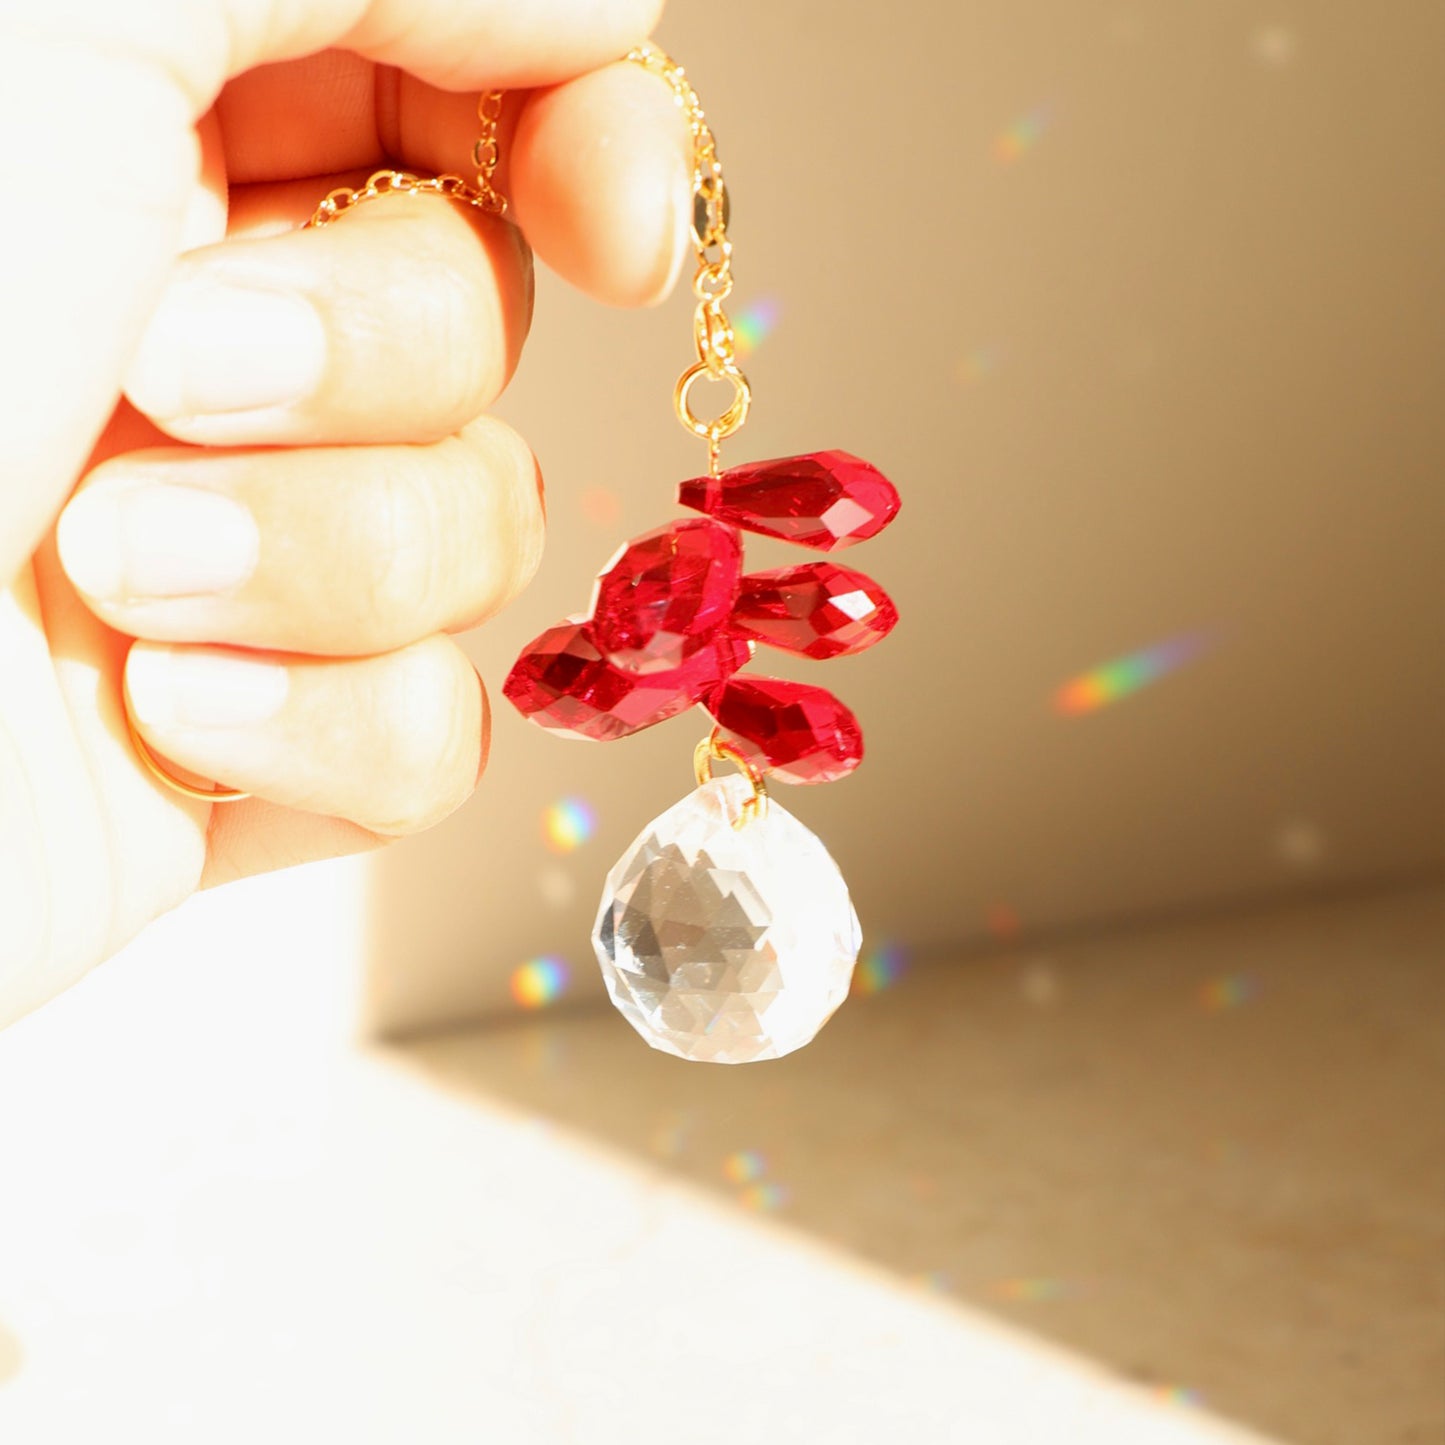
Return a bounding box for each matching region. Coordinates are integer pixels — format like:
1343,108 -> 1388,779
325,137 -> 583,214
124,636 -> 487,836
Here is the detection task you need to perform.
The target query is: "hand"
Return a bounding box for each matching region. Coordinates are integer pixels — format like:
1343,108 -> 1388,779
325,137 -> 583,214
0,0 -> 687,1025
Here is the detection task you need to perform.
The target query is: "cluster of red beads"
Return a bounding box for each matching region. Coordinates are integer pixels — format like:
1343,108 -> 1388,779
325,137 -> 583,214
503,450 -> 900,784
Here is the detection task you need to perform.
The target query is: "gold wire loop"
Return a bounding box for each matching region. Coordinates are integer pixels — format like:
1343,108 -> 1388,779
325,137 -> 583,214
675,361 -> 751,443
693,732 -> 769,829
123,702 -> 249,804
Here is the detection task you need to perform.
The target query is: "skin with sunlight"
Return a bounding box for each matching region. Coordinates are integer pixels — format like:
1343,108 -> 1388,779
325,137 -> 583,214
0,0 -> 689,1028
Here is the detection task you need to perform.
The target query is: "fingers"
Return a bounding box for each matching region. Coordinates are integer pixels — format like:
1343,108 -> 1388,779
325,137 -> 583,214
218,55 -> 694,310
1,0 -> 666,585
57,415 -> 544,657
124,188 -> 531,447
217,49 -> 387,185
124,636 -> 489,836
398,59 -> 694,308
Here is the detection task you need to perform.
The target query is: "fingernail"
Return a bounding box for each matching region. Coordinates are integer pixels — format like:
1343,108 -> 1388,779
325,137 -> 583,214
127,647 -> 289,729
125,280 -> 327,418
644,161 -> 693,307
59,484 -> 259,601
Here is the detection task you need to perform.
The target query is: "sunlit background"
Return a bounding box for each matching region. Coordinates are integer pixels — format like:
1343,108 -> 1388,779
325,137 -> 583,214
1,2 -> 1442,1442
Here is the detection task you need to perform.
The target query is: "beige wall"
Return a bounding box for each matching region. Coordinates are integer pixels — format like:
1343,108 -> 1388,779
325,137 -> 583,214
366,0 -> 1445,1035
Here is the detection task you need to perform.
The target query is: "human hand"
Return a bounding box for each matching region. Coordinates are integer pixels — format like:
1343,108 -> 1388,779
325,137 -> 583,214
0,0 -> 688,1025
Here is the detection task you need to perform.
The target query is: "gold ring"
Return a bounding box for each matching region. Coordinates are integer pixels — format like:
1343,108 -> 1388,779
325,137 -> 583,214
693,729 -> 768,828
673,360 -> 751,442
122,699 -> 250,803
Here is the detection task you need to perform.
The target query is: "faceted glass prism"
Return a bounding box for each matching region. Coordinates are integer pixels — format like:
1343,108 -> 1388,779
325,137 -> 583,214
594,775 -> 861,1063
592,519 -> 742,674
677,450 -> 901,550
707,676 -> 864,784
504,620 -> 750,741
732,562 -> 899,659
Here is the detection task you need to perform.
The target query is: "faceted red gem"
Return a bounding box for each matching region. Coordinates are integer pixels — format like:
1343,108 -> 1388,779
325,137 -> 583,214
731,562 -> 898,659
677,450 -> 900,550
706,677 -> 863,785
504,620 -> 752,742
592,519 -> 742,674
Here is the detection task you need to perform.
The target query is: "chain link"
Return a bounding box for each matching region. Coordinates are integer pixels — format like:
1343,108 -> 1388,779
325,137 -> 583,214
471,88 -> 507,209
304,47 -> 747,473
306,88 -> 507,228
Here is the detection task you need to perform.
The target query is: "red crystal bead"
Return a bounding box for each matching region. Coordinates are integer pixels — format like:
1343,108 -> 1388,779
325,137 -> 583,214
592,519 -> 742,674
731,562 -> 898,659
677,450 -> 900,550
504,621 -> 751,742
706,677 -> 863,785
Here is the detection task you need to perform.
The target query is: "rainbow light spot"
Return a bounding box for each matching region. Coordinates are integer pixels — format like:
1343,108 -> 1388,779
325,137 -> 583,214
852,941 -> 909,995
732,295 -> 781,358
1053,630 -> 1214,716
956,347 -> 998,387
651,1116 -> 691,1159
993,1277 -> 1073,1303
542,797 -> 596,854
510,956 -> 569,1009
1204,1138 -> 1243,1166
521,1029 -> 568,1072
1199,974 -> 1259,1013
580,487 -> 622,528
1252,25 -> 1297,67
911,1271 -> 951,1294
909,1172 -> 940,1201
987,902 -> 1023,941
739,1182 -> 790,1213
1275,820 -> 1325,867
723,1149 -> 766,1185
1020,961 -> 1061,1006
994,106 -> 1052,165
1155,1384 -> 1206,1410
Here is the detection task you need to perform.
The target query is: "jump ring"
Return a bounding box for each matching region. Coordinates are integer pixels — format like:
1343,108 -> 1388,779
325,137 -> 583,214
693,730 -> 769,828
674,361 -> 750,441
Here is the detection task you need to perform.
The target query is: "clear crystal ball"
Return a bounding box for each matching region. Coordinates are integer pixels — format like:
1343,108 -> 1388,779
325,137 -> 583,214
593,776 -> 861,1063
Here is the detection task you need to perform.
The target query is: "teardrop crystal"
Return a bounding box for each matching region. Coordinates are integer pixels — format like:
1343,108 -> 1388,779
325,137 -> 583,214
677,450 -> 901,550
593,776 -> 861,1063
591,519 -> 742,674
503,620 -> 751,741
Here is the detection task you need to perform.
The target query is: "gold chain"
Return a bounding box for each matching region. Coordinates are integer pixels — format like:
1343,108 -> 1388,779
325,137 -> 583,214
626,43 -> 749,475
304,43 -> 748,477
307,89 -> 507,228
